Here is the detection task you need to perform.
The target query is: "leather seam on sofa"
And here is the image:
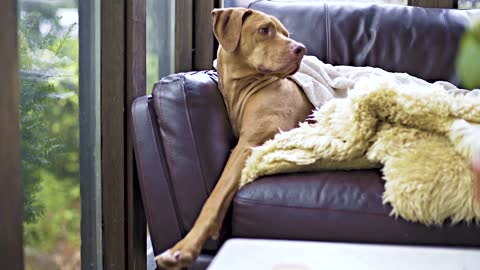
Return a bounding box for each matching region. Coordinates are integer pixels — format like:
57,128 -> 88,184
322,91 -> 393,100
132,97 -> 158,235
247,0 -> 263,8
234,197 -> 387,217
182,75 -> 211,198
132,95 -> 186,252
154,81 -> 188,235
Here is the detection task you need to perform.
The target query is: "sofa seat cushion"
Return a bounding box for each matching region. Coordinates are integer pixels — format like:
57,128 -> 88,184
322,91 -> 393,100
232,170 -> 480,246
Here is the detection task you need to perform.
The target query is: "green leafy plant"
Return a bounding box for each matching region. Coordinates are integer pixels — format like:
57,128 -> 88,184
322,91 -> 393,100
19,7 -> 80,241
19,3 -> 81,269
19,11 -> 66,224
457,21 -> 480,89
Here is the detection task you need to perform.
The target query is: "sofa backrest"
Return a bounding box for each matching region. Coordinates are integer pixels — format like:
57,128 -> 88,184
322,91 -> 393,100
226,0 -> 480,85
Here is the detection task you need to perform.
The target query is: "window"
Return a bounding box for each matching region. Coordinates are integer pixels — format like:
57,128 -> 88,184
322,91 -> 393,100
146,0 -> 175,88
458,0 -> 480,8
19,1 -> 83,269
4,0 -> 144,269
323,0 -> 407,4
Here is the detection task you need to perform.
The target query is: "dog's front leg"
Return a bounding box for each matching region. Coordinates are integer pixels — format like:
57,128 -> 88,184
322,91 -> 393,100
156,142 -> 253,269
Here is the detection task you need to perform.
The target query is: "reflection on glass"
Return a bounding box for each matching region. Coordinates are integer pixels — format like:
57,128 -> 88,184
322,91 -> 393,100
19,0 -> 80,269
322,0 -> 407,4
458,0 -> 480,8
147,0 -> 175,89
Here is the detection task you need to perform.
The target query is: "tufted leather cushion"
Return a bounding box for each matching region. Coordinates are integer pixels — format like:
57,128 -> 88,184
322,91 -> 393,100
232,171 -> 480,246
152,71 -> 235,231
248,0 -> 477,85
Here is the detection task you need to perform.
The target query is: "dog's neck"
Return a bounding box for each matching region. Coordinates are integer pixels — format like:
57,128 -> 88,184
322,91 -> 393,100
217,49 -> 285,138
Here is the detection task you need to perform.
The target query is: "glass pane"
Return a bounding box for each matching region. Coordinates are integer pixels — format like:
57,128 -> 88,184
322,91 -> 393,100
322,0 -> 407,4
19,0 -> 81,269
147,0 -> 175,89
458,0 -> 480,8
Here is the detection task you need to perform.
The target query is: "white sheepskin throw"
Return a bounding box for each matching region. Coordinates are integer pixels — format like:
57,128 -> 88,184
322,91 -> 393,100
240,74 -> 480,226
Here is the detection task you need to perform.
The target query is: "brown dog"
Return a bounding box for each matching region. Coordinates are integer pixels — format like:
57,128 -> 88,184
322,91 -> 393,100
156,8 -> 313,269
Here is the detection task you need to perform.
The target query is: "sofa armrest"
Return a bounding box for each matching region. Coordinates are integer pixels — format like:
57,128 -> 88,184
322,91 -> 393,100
132,71 -> 235,254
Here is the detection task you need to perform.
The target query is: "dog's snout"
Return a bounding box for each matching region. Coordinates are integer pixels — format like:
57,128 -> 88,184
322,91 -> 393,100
291,43 -> 306,56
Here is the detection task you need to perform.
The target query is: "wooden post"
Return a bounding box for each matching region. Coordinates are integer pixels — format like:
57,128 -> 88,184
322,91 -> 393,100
408,0 -> 456,8
194,0 -> 220,70
126,0 -> 147,269
101,0 -> 127,268
101,0 -> 146,269
0,0 -> 23,269
79,0 -> 102,269
176,0 -> 194,72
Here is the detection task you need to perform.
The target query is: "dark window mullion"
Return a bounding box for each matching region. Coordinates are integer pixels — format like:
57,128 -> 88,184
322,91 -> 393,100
194,0 -> 220,70
408,0 -> 456,8
0,0 -> 23,269
101,0 -> 127,268
126,0 -> 147,269
101,0 -> 147,269
175,0 -> 194,72
79,0 -> 102,269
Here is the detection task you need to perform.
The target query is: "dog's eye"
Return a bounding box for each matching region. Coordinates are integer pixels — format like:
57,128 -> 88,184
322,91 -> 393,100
258,27 -> 270,35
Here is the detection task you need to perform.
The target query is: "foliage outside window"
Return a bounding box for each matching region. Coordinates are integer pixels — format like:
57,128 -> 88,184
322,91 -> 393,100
458,0 -> 480,8
19,1 -> 80,269
457,22 -> 480,88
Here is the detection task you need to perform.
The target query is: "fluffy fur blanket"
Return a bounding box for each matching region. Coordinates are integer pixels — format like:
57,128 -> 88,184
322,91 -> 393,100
240,56 -> 480,225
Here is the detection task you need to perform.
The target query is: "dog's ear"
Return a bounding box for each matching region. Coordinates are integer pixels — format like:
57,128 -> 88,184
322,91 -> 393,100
212,8 -> 253,52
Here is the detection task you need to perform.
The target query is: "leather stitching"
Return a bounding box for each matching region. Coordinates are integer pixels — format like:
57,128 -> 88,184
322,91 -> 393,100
132,96 -> 184,249
234,196 -> 388,217
156,77 -> 188,235
182,73 -> 211,198
132,97 -> 159,238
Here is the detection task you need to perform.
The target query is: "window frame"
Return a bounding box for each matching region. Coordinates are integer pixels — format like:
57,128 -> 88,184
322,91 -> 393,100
79,0 -> 103,269
0,0 -> 23,269
408,0 -> 456,8
100,0 -> 147,269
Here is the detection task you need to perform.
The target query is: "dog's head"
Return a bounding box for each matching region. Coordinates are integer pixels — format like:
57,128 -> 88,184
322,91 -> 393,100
212,8 -> 305,77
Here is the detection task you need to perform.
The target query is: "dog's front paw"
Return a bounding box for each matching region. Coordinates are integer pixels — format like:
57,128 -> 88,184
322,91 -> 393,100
155,250 -> 181,270
155,238 -> 201,270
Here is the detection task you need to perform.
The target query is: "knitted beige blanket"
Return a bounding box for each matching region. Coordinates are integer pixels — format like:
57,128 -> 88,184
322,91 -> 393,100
240,56 -> 480,225
290,56 -> 478,109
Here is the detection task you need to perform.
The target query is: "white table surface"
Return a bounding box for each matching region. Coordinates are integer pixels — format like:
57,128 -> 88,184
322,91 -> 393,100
207,239 -> 480,270
147,234 -> 156,270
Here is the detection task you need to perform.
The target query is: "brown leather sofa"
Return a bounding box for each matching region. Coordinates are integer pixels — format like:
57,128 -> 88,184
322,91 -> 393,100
132,1 -> 480,269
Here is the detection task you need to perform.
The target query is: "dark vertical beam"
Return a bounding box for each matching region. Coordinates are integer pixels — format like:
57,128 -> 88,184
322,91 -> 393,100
79,0 -> 102,269
126,0 -> 147,269
101,0 -> 126,269
194,0 -> 217,70
176,0 -> 193,72
408,0 -> 456,8
102,0 -> 147,269
0,0 -> 23,269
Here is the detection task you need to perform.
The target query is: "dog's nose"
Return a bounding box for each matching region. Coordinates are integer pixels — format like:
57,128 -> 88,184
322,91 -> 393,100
291,43 -> 306,56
